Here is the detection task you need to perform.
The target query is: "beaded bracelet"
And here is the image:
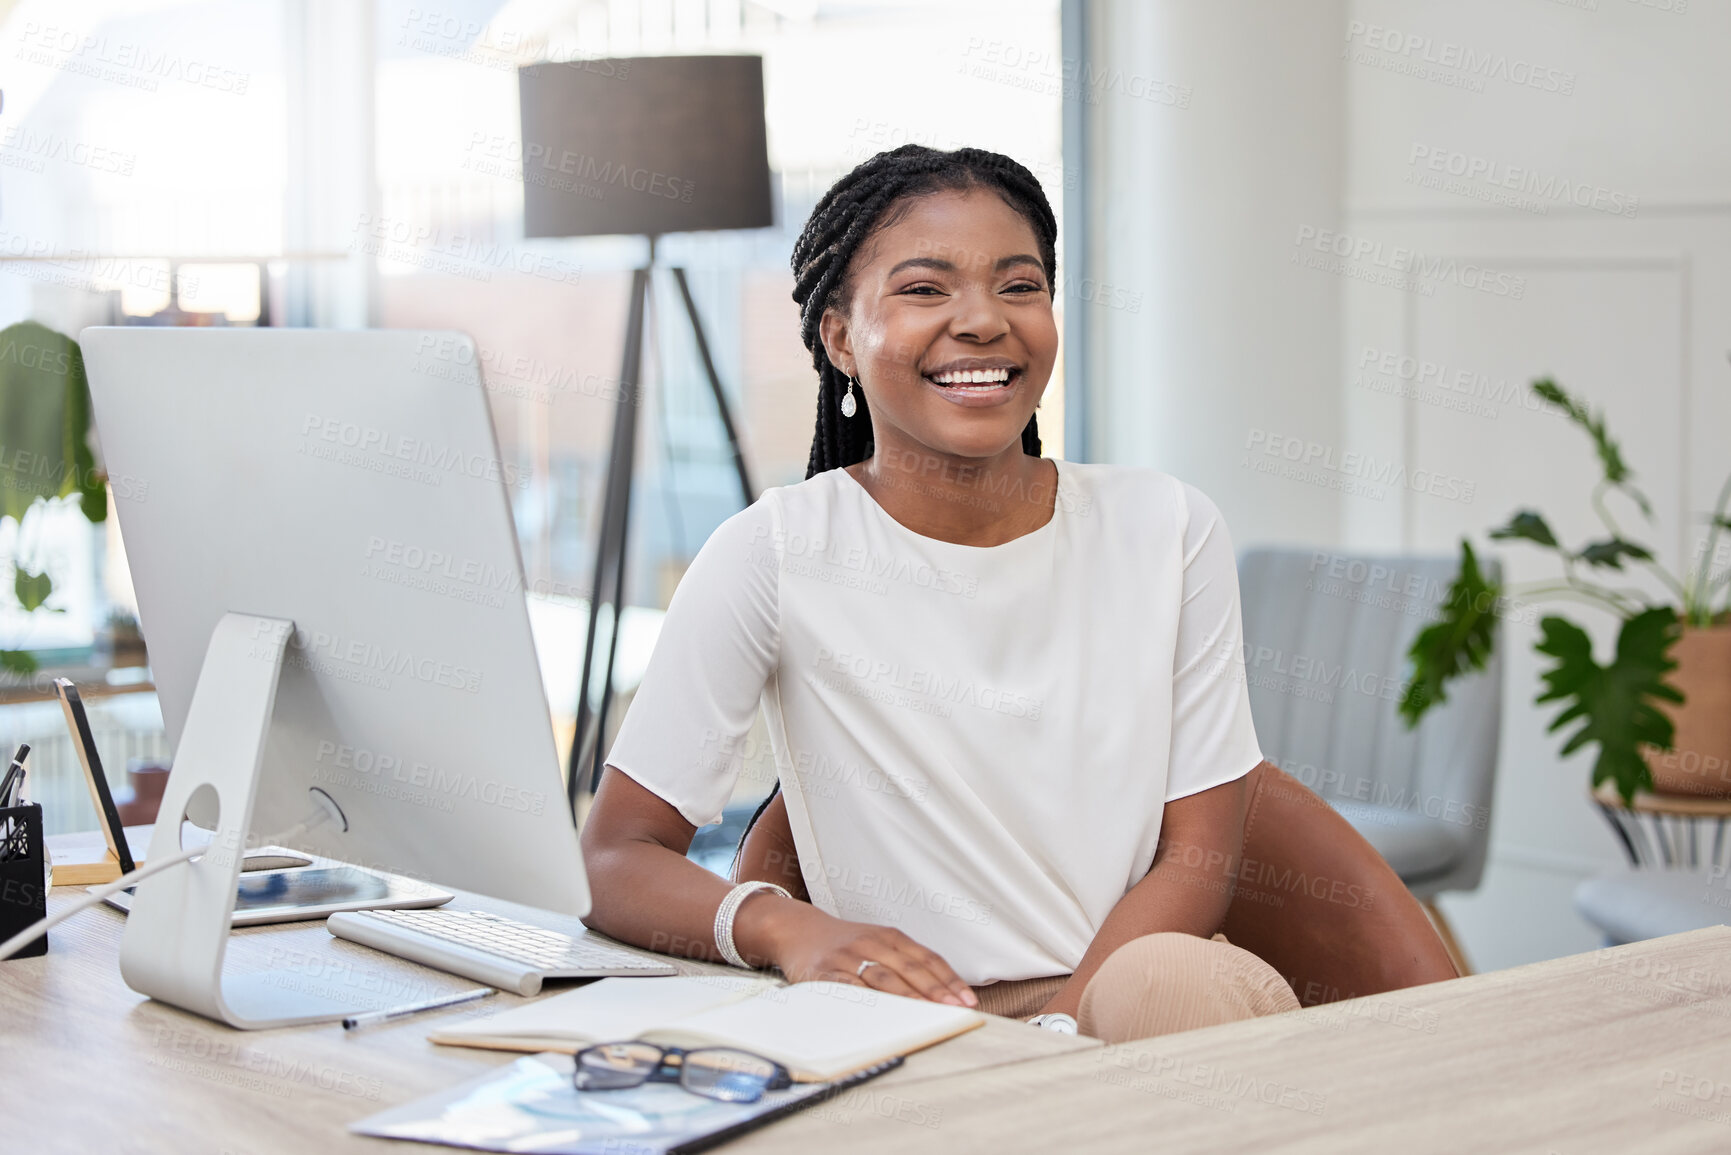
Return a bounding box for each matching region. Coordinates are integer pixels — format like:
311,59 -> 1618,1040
713,880 -> 793,968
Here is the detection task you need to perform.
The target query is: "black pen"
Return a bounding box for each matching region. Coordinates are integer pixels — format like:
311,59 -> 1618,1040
0,743 -> 27,808
341,986 -> 496,1030
0,745 -> 28,861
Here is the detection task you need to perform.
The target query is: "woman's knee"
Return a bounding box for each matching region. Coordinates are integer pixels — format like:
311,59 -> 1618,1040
1077,932 -> 1299,1044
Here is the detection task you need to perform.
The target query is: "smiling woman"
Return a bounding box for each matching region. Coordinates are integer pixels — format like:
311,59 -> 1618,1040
577,146 -> 1454,1046
811,178 -> 1058,546
794,148 -> 1056,483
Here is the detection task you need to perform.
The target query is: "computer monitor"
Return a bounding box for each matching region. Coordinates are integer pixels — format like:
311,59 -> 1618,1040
79,327 -> 588,1027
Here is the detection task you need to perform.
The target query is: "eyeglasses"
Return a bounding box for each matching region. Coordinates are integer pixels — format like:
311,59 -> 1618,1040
573,1042 -> 794,1104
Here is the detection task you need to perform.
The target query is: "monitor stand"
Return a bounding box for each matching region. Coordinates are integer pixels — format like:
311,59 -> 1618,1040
117,612 -> 371,1029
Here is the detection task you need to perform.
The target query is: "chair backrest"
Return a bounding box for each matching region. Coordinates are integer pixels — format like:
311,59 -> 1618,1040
1222,762 -> 1459,1001
1235,548 -> 1503,896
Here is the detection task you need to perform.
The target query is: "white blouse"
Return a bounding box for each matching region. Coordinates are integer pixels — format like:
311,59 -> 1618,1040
605,459 -> 1263,985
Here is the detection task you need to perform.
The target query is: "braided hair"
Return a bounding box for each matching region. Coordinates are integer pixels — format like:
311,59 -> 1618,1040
791,145 -> 1058,479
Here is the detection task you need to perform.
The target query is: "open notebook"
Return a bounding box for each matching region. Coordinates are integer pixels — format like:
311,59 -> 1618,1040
429,975 -> 984,1083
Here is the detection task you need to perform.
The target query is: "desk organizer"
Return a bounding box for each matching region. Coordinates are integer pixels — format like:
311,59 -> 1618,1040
0,802 -> 48,958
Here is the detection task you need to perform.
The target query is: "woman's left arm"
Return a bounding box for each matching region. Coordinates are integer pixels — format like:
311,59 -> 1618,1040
1032,764 -> 1258,1019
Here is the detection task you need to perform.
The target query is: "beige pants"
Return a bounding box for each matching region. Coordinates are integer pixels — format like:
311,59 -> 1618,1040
971,932 -> 1301,1043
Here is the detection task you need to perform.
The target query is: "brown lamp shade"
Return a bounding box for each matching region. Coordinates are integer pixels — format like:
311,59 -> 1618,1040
518,55 -> 774,239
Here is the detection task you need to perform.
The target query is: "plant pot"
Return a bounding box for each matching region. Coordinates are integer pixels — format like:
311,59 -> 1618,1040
1643,625 -> 1731,797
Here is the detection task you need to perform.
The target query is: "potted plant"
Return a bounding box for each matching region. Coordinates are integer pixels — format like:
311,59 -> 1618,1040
1401,380 -> 1731,803
0,320 -> 108,677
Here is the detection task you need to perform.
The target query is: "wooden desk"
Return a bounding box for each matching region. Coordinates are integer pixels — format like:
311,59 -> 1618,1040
743,926 -> 1731,1154
8,874 -> 1731,1155
0,885 -> 1091,1154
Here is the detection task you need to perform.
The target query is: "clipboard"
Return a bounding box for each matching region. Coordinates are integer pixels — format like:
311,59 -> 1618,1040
51,677 -> 137,883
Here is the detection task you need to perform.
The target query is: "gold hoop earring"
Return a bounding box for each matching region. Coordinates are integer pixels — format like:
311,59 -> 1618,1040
841,375 -> 859,419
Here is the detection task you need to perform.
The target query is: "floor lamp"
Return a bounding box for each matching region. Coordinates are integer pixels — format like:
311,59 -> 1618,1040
517,55 -> 774,813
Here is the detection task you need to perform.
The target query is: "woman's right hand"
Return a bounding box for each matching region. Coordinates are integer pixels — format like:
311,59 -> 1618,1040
741,899 -> 979,1008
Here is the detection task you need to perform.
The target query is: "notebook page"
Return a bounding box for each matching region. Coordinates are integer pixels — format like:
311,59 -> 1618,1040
643,981 -> 984,1081
430,975 -> 771,1051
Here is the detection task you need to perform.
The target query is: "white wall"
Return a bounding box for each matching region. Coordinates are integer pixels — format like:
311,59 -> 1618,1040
1341,0 -> 1731,970
1082,0 -> 1731,971
1080,0 -> 1345,549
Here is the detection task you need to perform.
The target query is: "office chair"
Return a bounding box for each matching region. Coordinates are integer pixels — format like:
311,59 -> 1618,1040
1235,547 -> 1506,975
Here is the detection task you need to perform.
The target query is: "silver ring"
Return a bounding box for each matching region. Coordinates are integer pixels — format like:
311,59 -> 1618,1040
856,959 -> 881,980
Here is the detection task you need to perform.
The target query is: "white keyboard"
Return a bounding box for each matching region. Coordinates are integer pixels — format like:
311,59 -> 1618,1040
327,908 -> 678,996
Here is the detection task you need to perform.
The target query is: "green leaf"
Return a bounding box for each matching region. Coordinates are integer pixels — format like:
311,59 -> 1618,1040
13,567 -> 51,612
1489,510 -> 1560,550
1400,539 -> 1501,727
1532,379 -> 1626,483
1533,607 -> 1683,804
0,322 -> 104,526
1576,539 -> 1653,570
0,649 -> 36,676
66,333 -> 106,525
1531,378 -> 1653,517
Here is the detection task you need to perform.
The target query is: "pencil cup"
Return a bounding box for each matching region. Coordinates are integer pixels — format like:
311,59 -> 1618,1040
0,803 -> 48,959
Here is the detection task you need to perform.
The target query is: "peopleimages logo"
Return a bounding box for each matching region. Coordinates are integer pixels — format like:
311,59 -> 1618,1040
15,22 -> 252,94
1243,428 -> 1477,505
1094,1047 -> 1329,1116
1407,144 -> 1639,218
313,740 -> 546,815
364,537 -> 520,592
412,333 -> 643,407
1204,636 -> 1410,707
748,523 -> 979,599
0,127 -> 135,175
300,413 -> 528,490
252,619 -> 483,695
463,133 -> 694,203
1354,346 -> 1562,415
1303,547 -> 1541,628
351,213 -> 583,285
1292,225 -> 1526,299
958,36 -> 1192,109
822,864 -> 994,927
0,229 -> 188,296
1343,21 -> 1576,95
813,647 -> 1045,720
397,10 -> 631,79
